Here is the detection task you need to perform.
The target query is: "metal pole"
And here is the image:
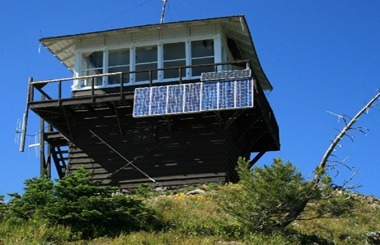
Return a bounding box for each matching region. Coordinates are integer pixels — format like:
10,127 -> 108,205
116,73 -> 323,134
19,77 -> 33,152
160,0 -> 168,24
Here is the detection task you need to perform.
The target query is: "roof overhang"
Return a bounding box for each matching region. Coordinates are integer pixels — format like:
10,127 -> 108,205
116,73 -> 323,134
40,15 -> 273,90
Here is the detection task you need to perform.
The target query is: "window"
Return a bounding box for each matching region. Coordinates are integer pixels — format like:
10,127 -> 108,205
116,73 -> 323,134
81,51 -> 103,86
108,48 -> 130,84
76,36 -> 221,89
163,42 -> 186,79
135,45 -> 157,82
191,39 -> 214,76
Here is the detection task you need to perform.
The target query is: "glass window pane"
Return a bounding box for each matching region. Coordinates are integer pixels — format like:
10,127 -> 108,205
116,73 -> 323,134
82,51 -> 103,68
192,57 -> 215,76
108,66 -> 130,84
136,63 -> 158,82
82,68 -> 103,86
164,60 -> 186,79
136,46 -> 157,63
191,40 -> 214,58
164,42 -> 185,60
109,49 -> 129,66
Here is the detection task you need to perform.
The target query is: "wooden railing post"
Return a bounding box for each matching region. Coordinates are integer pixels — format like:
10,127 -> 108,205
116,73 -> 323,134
120,73 -> 124,100
91,77 -> 95,103
179,67 -> 182,84
58,81 -> 62,105
149,70 -> 153,87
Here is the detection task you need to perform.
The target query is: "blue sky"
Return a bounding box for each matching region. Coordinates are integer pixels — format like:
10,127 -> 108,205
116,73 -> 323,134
1,0 -> 379,198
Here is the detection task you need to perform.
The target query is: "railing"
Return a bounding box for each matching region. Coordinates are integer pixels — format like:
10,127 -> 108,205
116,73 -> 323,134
26,59 -> 279,147
254,82 -> 280,148
27,60 -> 251,104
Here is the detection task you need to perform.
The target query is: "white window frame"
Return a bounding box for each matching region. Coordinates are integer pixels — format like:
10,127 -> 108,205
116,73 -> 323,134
73,33 -> 222,90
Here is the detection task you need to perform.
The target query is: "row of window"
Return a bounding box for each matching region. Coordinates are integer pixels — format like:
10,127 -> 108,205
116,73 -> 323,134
79,39 -> 215,88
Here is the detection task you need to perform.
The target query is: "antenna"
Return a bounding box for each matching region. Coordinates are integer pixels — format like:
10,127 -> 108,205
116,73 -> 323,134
28,134 -> 40,158
160,0 -> 168,24
15,119 -> 22,144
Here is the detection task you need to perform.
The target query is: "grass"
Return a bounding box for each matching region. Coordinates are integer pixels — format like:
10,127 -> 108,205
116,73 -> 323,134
0,184 -> 379,244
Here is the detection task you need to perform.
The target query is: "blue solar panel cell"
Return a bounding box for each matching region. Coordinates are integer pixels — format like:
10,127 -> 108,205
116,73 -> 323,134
133,87 -> 150,117
184,83 -> 201,113
150,86 -> 168,115
236,79 -> 253,108
201,82 -> 218,111
167,85 -> 184,114
219,80 -> 235,109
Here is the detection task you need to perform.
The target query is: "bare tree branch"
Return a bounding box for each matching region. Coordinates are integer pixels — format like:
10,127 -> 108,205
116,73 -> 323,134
315,90 -> 380,183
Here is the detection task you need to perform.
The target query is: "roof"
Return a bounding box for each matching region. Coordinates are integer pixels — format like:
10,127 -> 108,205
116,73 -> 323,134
40,15 -> 273,90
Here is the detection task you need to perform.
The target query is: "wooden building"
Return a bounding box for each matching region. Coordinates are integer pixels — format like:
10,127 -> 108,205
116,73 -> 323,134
24,15 -> 280,188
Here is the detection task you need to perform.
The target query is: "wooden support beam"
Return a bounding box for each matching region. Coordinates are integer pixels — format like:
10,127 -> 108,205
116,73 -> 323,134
249,151 -> 266,168
237,116 -> 261,144
110,102 -> 125,137
62,106 -> 74,142
223,109 -> 245,130
244,130 -> 266,153
35,86 -> 52,100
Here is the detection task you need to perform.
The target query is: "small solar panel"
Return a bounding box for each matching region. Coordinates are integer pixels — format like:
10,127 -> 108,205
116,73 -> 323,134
167,85 -> 184,114
150,86 -> 167,115
219,80 -> 235,109
133,87 -> 150,117
236,79 -> 253,108
133,79 -> 254,117
184,83 -> 201,113
201,81 -> 218,111
201,69 -> 251,81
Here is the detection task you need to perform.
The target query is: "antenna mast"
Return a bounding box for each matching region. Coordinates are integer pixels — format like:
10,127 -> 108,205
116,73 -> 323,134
160,0 -> 168,24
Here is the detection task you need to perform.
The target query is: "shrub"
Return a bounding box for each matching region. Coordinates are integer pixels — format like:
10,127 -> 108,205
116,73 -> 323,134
221,157 -> 321,233
0,195 -> 6,221
6,168 -> 160,239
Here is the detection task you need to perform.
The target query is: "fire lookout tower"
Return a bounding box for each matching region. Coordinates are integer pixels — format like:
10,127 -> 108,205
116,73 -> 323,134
23,16 -> 280,188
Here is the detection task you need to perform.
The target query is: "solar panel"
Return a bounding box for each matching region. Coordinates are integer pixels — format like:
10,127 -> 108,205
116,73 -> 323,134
133,79 -> 254,117
236,79 -> 253,108
184,83 -> 201,113
133,87 -> 150,117
201,81 -> 218,111
150,86 -> 167,115
219,80 -> 235,109
201,69 -> 252,81
167,85 -> 184,114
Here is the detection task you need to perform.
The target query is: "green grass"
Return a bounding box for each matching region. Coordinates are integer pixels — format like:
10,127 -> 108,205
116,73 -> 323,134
1,184 -> 379,244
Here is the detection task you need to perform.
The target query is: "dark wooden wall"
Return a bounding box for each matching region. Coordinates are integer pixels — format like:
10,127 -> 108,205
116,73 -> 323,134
66,104 -> 255,189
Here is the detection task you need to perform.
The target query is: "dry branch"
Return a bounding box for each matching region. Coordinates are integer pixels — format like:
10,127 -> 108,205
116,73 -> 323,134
315,90 -> 380,183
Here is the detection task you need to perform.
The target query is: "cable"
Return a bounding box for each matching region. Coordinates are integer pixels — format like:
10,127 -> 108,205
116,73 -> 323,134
89,129 -> 157,184
88,0 -> 153,31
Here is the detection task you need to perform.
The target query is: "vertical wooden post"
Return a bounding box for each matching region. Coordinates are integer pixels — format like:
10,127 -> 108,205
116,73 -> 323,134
58,80 -> 62,105
120,73 -> 124,100
39,103 -> 46,177
91,77 -> 95,103
179,67 -> 182,84
149,70 -> 153,87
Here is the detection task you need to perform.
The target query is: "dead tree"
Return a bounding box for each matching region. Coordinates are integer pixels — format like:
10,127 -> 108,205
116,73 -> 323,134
281,89 -> 380,228
315,90 -> 380,183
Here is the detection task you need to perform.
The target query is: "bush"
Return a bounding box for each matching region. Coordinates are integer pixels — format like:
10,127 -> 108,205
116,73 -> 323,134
0,195 -> 6,221
6,168 -> 160,239
221,157 -> 321,233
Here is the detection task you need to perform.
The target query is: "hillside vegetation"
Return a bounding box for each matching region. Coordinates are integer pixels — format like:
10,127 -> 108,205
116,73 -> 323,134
0,159 -> 379,244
